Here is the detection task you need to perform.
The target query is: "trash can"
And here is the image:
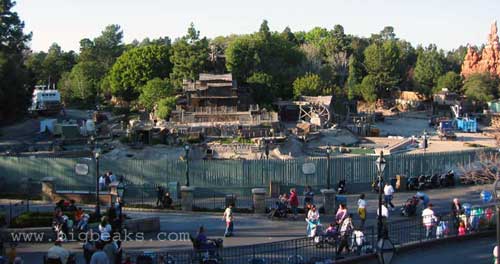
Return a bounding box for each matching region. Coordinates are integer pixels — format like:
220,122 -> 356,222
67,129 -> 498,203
396,175 -> 407,191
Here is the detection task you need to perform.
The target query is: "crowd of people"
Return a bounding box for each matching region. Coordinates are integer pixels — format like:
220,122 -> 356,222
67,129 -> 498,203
1,179 -> 496,263
44,196 -> 126,264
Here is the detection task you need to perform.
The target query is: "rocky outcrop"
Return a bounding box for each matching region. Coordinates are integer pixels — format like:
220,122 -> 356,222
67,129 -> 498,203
461,21 -> 500,78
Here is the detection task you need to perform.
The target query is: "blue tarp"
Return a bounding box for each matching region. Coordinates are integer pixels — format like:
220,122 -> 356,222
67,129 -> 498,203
456,117 -> 477,133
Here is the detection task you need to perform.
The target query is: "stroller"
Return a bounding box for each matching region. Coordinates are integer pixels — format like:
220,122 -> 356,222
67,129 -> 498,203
314,224 -> 337,248
400,196 -> 419,217
268,200 -> 288,219
190,235 -> 224,264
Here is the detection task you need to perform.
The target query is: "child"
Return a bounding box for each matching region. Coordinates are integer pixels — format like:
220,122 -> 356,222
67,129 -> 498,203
458,221 -> 466,236
357,194 -> 367,228
325,223 -> 337,237
223,204 -> 234,237
436,219 -> 448,238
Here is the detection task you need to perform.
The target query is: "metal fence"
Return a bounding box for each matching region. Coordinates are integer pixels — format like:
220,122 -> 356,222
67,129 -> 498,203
124,205 -> 495,263
127,225 -> 377,264
0,149 -> 493,200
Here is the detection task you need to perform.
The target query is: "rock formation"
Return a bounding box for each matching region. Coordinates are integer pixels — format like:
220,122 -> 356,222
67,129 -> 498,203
461,21 -> 500,78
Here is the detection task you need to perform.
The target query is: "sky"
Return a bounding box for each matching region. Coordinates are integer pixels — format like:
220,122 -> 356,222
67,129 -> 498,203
14,0 -> 500,52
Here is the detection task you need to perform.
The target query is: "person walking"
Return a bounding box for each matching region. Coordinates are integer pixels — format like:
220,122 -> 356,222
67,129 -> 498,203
306,204 -> 320,237
357,194 -> 367,228
289,188 -> 299,220
103,240 -> 118,264
383,182 -> 395,210
223,204 -> 234,237
416,192 -> 430,209
451,198 -> 463,229
90,241 -> 109,264
422,203 -> 437,239
335,204 -> 348,225
47,240 -> 70,264
98,174 -> 106,191
156,186 -> 165,208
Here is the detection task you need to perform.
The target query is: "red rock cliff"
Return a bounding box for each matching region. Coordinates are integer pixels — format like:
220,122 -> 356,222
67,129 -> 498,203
461,21 -> 500,78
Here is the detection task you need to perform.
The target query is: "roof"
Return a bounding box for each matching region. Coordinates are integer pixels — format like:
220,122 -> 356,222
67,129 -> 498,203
300,96 -> 332,106
199,73 -> 233,82
398,91 -> 425,101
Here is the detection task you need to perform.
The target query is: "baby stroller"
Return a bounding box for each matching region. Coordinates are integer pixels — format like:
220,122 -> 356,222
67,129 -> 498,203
191,235 -> 224,264
400,196 -> 419,217
314,224 -> 337,248
268,200 -> 288,219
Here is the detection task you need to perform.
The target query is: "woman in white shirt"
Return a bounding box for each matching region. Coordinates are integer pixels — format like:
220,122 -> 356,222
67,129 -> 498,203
306,205 -> 320,237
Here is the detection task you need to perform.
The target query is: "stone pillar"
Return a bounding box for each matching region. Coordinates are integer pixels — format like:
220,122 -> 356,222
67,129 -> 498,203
252,188 -> 267,214
41,177 -> 55,202
321,189 -> 336,215
180,186 -> 195,211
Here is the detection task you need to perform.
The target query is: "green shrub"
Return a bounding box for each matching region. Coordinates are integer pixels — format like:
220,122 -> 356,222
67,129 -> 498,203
9,210 -> 97,228
10,212 -> 52,228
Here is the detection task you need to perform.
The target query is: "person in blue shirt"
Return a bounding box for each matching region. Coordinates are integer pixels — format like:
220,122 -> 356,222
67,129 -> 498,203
416,192 -> 430,209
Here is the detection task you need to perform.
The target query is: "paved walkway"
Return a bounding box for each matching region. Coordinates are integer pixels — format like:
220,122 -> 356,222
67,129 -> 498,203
392,235 -> 495,264
3,184 -> 494,262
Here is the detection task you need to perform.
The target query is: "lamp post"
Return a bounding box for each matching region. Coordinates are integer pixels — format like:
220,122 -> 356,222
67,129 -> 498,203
376,151 -> 387,239
93,143 -> 101,220
326,144 -> 332,190
493,179 -> 500,264
184,145 -> 190,187
376,151 -> 395,264
423,130 -> 428,153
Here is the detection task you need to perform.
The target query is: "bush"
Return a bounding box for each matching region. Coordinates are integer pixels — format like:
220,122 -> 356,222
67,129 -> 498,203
10,212 -> 53,228
9,210 -> 98,228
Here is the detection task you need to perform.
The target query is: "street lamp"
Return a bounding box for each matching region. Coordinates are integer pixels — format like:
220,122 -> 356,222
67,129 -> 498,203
423,130 -> 428,153
376,151 -> 395,264
492,179 -> 500,264
93,146 -> 101,220
184,145 -> 190,187
376,151 -> 387,239
326,144 -> 332,190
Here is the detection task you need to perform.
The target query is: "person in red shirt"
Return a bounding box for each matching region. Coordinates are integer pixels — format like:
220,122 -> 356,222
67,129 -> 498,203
289,188 -> 299,220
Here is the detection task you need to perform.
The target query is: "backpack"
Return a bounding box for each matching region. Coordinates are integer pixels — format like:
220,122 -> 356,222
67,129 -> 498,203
105,176 -> 111,185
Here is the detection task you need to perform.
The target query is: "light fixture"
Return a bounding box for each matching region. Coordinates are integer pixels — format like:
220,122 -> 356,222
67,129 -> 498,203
376,151 -> 386,174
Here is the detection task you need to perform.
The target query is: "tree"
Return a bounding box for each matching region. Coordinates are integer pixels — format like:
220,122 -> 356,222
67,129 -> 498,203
170,23 -> 209,86
58,61 -> 106,106
26,43 -> 76,87
371,26 -> 397,43
463,73 -> 499,103
436,71 -> 462,94
226,20 -> 304,103
414,45 -> 446,95
347,55 -> 364,99
360,75 -> 378,103
246,72 -> 275,108
0,0 -> 32,122
109,45 -> 172,101
93,25 -> 125,70
363,41 -> 401,98
138,78 -> 174,111
445,46 -> 467,73
155,97 -> 177,119
293,73 -> 324,98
